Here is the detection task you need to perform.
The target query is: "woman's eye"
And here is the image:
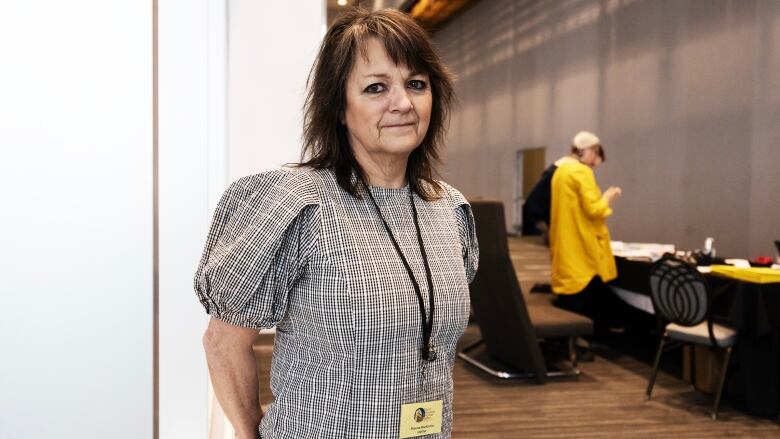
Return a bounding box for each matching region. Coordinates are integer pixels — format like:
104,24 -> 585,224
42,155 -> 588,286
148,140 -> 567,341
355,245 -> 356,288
408,79 -> 427,90
364,83 -> 386,93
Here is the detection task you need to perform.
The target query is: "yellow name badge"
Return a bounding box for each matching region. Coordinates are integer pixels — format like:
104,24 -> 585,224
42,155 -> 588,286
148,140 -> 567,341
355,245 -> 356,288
399,399 -> 443,438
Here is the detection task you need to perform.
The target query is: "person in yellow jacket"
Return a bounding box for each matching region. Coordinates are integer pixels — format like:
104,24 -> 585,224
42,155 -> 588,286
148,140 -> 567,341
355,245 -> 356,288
550,131 -> 622,326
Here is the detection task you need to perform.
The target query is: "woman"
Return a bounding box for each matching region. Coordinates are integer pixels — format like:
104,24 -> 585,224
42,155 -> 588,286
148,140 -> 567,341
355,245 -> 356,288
522,131 -> 606,242
195,8 -> 478,439
550,131 -> 621,331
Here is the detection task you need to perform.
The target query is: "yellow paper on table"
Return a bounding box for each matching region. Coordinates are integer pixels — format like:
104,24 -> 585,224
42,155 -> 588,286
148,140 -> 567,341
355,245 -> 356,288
399,400 -> 442,438
709,265 -> 780,284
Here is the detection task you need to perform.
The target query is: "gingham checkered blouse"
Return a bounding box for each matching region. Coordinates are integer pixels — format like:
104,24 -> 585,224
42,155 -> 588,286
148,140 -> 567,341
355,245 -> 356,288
195,167 -> 478,439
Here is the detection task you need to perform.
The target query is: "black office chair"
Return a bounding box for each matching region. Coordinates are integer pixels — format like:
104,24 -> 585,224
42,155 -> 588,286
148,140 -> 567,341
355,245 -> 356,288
646,255 -> 737,420
458,200 -> 593,382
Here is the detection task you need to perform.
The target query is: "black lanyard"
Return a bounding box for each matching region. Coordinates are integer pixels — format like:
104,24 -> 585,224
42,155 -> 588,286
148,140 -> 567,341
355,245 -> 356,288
364,182 -> 437,362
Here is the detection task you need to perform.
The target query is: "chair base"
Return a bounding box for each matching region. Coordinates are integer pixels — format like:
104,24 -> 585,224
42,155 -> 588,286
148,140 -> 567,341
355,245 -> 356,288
458,338 -> 582,380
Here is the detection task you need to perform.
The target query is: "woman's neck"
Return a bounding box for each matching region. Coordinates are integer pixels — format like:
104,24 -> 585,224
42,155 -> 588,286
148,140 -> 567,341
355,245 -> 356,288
354,148 -> 409,189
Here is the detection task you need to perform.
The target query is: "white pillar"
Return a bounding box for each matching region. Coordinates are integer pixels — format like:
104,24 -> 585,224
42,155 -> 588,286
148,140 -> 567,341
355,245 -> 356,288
158,0 -> 228,438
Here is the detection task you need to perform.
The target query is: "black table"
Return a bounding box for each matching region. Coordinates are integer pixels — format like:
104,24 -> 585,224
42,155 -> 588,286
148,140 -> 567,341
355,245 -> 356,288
613,257 -> 780,418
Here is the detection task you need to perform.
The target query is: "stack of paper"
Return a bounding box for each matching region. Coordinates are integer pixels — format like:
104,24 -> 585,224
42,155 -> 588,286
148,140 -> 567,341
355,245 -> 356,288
611,241 -> 675,262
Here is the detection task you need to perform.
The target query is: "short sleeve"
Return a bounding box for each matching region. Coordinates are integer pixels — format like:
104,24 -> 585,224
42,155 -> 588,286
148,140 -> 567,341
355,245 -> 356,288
441,182 -> 479,284
194,169 -> 320,329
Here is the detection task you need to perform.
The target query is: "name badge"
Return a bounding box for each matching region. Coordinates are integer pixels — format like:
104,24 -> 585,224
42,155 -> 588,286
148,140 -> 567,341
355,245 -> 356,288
399,399 -> 443,438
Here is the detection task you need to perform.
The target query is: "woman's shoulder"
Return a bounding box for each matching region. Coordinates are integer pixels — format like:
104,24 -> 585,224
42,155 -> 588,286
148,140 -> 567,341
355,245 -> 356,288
561,160 -> 591,173
226,166 -> 322,206
567,162 -> 596,183
554,160 -> 592,183
435,180 -> 469,208
434,180 -> 479,281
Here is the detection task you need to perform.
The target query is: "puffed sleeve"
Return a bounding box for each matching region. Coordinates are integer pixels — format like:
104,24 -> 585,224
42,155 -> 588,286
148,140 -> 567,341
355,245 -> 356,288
441,182 -> 479,283
194,169 -> 320,329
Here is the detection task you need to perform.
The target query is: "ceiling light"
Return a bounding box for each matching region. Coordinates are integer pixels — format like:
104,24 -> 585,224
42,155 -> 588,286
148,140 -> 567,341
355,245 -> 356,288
337,0 -> 347,5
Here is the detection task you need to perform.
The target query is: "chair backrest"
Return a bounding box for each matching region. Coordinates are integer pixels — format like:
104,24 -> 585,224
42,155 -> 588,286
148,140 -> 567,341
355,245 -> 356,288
468,200 -> 548,382
648,255 -> 709,327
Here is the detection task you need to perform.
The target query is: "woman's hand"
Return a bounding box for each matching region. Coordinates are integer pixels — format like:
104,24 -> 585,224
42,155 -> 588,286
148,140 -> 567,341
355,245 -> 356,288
602,186 -> 622,206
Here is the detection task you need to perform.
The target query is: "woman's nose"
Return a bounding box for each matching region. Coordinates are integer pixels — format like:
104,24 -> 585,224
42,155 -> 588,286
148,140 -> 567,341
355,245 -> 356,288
389,87 -> 413,112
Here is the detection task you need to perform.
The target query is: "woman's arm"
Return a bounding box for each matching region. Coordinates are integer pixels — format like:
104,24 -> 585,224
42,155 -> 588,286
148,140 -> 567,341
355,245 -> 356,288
574,167 -> 617,220
202,317 -> 262,439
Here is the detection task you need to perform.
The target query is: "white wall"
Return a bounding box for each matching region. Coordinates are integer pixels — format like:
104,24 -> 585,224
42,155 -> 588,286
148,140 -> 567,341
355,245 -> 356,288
0,2 -> 153,438
228,0 -> 326,180
158,0 -> 227,438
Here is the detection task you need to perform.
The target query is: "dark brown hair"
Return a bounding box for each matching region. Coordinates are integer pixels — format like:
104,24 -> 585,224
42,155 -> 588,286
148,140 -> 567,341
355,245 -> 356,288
571,144 -> 606,162
300,7 -> 455,200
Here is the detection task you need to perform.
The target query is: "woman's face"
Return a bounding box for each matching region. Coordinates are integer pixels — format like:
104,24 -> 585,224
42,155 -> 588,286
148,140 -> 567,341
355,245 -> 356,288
343,37 -> 432,161
580,147 -> 602,169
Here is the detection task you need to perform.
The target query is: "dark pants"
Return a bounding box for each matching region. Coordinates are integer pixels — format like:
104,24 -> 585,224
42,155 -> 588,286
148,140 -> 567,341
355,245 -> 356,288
555,276 -> 623,334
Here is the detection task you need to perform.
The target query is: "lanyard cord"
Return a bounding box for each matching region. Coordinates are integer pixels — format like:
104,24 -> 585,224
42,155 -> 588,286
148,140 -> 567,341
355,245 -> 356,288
364,182 -> 437,362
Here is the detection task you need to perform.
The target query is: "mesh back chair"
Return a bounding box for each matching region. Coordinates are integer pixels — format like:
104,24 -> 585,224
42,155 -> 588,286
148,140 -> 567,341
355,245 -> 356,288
459,200 -> 593,382
646,255 -> 737,420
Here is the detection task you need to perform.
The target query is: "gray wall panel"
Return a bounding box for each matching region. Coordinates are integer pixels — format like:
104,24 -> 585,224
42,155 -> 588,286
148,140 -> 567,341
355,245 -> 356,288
436,0 -> 779,257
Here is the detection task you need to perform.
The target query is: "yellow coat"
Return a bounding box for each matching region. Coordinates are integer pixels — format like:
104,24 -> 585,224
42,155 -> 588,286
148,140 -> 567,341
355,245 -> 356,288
549,159 -> 617,294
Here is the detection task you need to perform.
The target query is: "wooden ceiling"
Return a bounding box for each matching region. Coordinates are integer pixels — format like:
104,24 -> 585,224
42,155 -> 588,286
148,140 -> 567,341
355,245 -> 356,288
329,0 -> 480,33
404,0 -> 480,33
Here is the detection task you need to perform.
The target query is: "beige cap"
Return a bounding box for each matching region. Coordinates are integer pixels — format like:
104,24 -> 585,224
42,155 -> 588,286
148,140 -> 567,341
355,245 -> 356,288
572,131 -> 601,150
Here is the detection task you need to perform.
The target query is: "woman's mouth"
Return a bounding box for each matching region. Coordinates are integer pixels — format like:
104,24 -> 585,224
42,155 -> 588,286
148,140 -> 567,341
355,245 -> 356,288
383,122 -> 415,128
